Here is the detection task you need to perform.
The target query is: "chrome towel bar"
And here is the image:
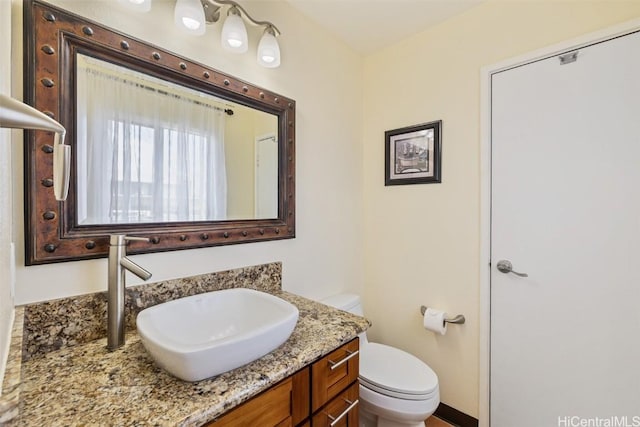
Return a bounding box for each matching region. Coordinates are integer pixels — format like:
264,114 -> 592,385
420,306 -> 466,324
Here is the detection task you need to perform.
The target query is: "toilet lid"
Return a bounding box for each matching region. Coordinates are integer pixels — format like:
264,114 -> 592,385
359,343 -> 438,400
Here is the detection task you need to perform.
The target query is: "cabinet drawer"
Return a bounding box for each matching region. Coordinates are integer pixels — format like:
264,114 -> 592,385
206,368 -> 310,427
311,338 -> 359,412
311,381 -> 359,427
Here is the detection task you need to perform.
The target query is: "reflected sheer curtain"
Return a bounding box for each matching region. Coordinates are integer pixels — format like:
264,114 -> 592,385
76,56 -> 227,224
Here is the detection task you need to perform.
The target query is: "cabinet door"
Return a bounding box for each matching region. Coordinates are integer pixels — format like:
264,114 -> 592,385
292,365 -> 311,425
311,338 -> 359,412
311,382 -> 359,427
206,368 -> 310,427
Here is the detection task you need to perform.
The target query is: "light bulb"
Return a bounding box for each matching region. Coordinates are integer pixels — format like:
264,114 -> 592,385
228,38 -> 243,48
262,53 -> 275,63
174,0 -> 206,36
182,16 -> 201,31
118,0 -> 151,12
221,11 -> 248,53
257,28 -> 280,68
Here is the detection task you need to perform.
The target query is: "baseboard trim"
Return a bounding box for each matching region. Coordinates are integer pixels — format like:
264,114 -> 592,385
434,403 -> 478,427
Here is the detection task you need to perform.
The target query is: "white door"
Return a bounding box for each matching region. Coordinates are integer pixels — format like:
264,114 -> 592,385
491,31 -> 640,426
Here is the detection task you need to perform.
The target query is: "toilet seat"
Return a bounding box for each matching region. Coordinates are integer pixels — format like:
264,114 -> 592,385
359,343 -> 439,401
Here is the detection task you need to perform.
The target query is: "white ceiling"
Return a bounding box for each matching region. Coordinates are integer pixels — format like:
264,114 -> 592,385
285,0 -> 485,54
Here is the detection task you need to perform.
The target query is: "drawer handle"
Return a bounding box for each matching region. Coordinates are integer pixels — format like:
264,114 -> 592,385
328,349 -> 359,371
327,398 -> 359,427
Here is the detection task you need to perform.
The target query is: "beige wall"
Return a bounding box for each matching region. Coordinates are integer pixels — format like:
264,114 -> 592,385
10,0 -> 365,304
362,0 -> 640,417
0,0 -> 15,391
225,105 -> 257,219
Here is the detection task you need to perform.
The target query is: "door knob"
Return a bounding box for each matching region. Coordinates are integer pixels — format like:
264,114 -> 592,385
496,260 -> 528,277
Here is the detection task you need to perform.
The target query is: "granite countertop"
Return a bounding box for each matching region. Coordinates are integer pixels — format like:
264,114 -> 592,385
10,290 -> 369,426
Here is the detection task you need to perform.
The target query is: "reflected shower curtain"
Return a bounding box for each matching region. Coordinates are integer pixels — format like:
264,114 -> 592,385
76,56 -> 227,224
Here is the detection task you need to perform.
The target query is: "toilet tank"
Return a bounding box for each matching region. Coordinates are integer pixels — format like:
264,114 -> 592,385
320,294 -> 363,316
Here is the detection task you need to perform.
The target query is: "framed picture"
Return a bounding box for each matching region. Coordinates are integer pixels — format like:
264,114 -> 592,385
385,120 -> 442,186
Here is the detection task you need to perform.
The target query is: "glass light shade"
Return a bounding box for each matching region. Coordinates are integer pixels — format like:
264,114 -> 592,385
118,0 -> 151,13
221,13 -> 248,53
174,0 -> 206,36
257,30 -> 281,68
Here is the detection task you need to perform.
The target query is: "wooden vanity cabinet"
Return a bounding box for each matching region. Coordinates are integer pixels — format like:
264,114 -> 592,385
205,338 -> 359,427
310,338 -> 360,426
311,338 -> 359,413
205,368 -> 309,427
311,381 -> 359,427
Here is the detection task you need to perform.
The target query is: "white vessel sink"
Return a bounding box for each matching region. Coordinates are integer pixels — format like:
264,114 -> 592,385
136,288 -> 299,382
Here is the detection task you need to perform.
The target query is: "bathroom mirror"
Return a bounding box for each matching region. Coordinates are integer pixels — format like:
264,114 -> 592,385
24,0 -> 296,264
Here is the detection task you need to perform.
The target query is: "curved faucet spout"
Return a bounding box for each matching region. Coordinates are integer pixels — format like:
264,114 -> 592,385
120,256 -> 152,280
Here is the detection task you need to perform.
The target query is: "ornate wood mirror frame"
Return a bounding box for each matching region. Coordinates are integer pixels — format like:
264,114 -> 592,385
24,0 -> 296,265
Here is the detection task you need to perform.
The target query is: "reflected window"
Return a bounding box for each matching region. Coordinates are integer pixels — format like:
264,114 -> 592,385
76,54 -> 227,224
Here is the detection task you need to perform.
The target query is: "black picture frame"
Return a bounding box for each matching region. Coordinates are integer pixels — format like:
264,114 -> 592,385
385,120 -> 442,186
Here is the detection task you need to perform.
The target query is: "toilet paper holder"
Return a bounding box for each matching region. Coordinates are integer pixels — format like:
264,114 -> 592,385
420,306 -> 466,324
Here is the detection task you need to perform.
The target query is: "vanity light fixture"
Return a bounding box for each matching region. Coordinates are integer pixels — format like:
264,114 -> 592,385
176,0 -> 282,68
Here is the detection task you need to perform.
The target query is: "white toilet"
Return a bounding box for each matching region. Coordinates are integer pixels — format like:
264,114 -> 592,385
321,294 -> 440,427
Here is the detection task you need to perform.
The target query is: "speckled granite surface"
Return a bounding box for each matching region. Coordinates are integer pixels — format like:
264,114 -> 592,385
1,262 -> 370,426
0,307 -> 23,424
22,262 -> 282,360
12,291 -> 369,426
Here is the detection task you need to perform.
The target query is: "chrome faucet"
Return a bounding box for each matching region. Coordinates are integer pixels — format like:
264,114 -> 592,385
107,234 -> 152,351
